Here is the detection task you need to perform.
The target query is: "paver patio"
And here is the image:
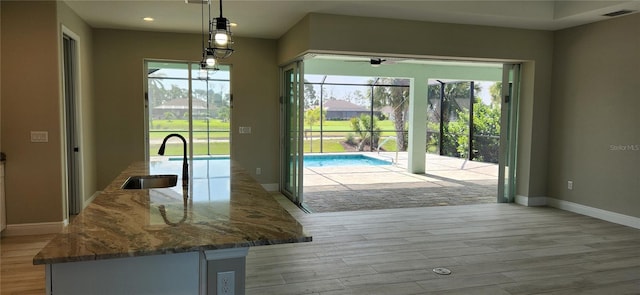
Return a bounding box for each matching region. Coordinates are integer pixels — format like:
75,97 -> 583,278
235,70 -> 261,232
303,152 -> 499,212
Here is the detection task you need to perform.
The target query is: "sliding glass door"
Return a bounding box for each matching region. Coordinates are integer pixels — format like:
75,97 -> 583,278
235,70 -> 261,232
281,61 -> 304,205
498,64 -> 521,203
145,61 -> 231,160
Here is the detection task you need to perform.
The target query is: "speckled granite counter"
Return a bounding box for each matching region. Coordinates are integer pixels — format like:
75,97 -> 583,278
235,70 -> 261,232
34,160 -> 311,265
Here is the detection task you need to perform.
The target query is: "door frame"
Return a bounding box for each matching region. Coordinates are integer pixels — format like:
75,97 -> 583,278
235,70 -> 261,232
61,26 -> 84,217
281,54 -> 521,208
143,60 -> 233,161
279,61 -> 304,205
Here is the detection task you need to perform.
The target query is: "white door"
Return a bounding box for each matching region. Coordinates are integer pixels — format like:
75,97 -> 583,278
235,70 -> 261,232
62,31 -> 82,215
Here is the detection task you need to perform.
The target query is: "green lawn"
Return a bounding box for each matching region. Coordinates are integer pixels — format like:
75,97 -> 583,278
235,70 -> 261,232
304,139 -> 345,153
150,131 -> 230,140
304,137 -> 399,152
305,120 -> 396,131
150,142 -> 229,156
150,119 -> 230,140
150,119 -> 402,153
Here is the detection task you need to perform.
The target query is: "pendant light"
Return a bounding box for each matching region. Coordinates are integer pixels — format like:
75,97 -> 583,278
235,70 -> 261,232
208,0 -> 234,59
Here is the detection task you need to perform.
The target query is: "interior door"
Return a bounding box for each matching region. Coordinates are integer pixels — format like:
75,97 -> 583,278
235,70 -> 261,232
281,61 -> 304,205
498,64 -> 521,203
62,32 -> 81,215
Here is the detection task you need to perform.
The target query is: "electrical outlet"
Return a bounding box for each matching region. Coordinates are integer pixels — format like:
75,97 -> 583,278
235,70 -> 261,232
567,180 -> 573,190
30,131 -> 49,143
256,168 -> 261,175
217,271 -> 235,295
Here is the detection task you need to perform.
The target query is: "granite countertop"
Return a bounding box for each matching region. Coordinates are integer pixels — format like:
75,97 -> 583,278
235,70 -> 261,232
34,160 -> 311,265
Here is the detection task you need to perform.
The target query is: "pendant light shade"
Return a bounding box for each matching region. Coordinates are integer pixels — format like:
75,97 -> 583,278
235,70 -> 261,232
213,17 -> 230,46
209,15 -> 234,59
205,48 -> 216,65
203,0 -> 233,63
199,0 -> 233,70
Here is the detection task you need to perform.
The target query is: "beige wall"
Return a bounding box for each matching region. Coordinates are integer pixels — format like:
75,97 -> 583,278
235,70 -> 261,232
279,13 -> 555,198
93,29 -> 279,189
0,1 -> 63,224
276,14 -> 310,64
549,13 -> 640,217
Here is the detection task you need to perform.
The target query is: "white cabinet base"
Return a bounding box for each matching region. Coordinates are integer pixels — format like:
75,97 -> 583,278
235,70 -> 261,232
45,248 -> 249,295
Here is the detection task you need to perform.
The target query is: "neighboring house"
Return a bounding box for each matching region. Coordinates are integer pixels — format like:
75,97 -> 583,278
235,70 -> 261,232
323,99 -> 381,120
152,98 -> 208,119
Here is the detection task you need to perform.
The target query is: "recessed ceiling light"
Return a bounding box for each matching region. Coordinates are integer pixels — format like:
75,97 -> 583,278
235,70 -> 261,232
230,22 -> 238,27
143,17 -> 155,22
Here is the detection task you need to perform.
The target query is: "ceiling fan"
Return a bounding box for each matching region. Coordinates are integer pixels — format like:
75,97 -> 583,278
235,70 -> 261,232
369,58 -> 387,66
345,57 -> 395,67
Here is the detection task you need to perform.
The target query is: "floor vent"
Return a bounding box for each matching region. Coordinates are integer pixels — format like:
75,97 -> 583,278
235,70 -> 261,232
433,267 -> 452,275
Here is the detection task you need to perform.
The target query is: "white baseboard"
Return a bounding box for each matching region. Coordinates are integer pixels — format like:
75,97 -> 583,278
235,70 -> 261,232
2,221 -> 65,236
83,191 -> 101,209
515,195 -> 640,229
515,195 -> 548,206
261,183 -> 279,192
546,197 -> 640,229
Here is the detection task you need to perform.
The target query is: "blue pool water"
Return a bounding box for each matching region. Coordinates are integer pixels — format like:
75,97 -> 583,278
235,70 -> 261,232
164,154 -> 391,168
303,154 -> 392,167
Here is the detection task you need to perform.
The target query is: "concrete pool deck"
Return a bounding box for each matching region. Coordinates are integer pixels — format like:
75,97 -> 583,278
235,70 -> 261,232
303,152 -> 499,213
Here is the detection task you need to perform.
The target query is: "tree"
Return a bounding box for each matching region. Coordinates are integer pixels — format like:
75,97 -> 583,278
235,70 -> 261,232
370,78 -> 410,151
350,114 -> 381,151
448,98 -> 501,162
163,111 -> 176,122
427,81 -> 481,157
218,106 -> 230,122
304,107 -> 326,152
304,106 -> 325,130
148,78 -> 167,108
303,80 -> 319,109
193,89 -> 208,101
148,80 -> 189,109
489,82 -> 502,107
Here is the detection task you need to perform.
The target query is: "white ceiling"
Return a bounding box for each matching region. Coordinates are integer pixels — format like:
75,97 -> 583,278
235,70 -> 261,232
64,0 -> 640,39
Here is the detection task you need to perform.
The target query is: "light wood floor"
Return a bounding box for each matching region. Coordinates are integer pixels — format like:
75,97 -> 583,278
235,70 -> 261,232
2,199 -> 639,294
1,234 -> 55,295
247,197 -> 640,294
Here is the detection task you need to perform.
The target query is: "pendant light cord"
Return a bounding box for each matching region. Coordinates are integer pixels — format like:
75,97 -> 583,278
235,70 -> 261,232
201,0 -> 204,55
219,0 -> 223,18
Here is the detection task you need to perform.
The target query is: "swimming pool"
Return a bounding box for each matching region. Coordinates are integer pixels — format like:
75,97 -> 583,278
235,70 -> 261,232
303,154 -> 392,167
161,154 -> 392,168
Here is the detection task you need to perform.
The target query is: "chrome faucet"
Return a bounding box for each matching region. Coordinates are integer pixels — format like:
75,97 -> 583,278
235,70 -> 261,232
158,133 -> 189,187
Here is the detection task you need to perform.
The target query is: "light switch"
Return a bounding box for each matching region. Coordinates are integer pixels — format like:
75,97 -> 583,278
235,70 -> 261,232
239,127 -> 251,134
30,131 -> 49,143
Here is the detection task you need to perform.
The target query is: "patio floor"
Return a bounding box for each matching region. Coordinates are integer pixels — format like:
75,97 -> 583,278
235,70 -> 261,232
303,152 -> 498,213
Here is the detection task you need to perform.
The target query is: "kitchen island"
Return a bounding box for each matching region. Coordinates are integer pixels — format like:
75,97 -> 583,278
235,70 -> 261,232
34,160 -> 311,295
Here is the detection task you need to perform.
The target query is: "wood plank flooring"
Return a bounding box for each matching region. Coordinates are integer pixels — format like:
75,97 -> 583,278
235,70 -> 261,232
1,197 -> 639,294
1,234 -> 54,295
247,196 -> 640,294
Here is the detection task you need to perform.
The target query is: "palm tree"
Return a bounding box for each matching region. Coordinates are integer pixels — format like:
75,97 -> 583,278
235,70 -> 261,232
371,78 -> 410,151
350,114 -> 381,151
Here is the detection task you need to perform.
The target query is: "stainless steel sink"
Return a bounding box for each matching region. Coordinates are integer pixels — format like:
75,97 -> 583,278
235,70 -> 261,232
121,174 -> 178,190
